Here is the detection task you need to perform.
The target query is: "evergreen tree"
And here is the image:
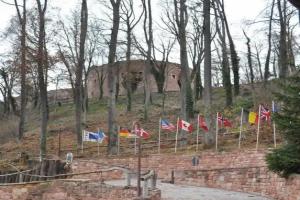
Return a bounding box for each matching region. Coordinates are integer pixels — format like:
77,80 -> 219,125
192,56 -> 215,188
266,76 -> 300,177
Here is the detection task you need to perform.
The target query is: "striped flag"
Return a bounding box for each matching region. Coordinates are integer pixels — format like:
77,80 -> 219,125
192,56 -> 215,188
161,119 -> 176,131
119,128 -> 130,137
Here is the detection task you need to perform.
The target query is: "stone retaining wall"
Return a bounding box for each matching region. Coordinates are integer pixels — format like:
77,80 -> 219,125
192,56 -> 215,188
0,180 -> 161,200
73,150 -> 300,200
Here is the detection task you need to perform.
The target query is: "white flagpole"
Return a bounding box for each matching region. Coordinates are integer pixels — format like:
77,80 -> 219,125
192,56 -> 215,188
97,129 -> 100,156
196,114 -> 200,152
134,137 -> 137,155
215,113 -> 219,152
158,118 -> 161,154
238,108 -> 244,149
117,126 -> 120,155
81,130 -> 84,153
175,117 -> 179,153
256,105 -> 261,151
272,101 -> 276,148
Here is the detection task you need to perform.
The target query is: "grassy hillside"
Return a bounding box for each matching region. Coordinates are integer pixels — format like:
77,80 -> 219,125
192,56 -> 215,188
0,81 -> 282,161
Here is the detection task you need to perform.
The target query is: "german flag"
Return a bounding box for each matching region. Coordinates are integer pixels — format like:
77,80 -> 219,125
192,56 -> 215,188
119,128 -> 130,137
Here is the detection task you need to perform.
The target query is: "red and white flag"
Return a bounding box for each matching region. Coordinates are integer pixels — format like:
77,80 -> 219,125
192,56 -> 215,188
198,116 -> 209,132
178,119 -> 193,133
260,105 -> 271,122
135,128 -> 150,139
217,113 -> 232,127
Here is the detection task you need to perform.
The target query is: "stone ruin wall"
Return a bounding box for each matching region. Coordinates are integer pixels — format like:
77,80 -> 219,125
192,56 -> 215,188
87,60 -> 181,99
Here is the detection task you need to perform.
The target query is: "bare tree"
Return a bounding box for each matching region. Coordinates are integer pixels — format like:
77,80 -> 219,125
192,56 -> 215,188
216,0 -> 240,96
203,0 -> 214,146
120,0 -> 144,112
0,61 -> 17,114
107,0 -> 121,155
188,3 -> 204,101
35,0 -> 48,158
243,30 -> 254,86
14,0 -> 27,140
141,0 -> 153,120
254,44 -> 264,81
264,0 -> 275,81
213,0 -> 232,106
163,0 -> 194,121
74,0 -> 88,151
277,0 -> 288,78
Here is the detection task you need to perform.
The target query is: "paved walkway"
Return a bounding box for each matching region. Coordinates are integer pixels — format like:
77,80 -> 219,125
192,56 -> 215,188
105,180 -> 272,200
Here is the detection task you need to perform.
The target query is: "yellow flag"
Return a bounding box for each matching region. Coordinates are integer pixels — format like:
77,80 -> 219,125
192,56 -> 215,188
248,112 -> 257,124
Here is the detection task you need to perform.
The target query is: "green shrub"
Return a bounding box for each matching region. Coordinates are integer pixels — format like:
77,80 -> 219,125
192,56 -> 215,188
266,76 -> 300,178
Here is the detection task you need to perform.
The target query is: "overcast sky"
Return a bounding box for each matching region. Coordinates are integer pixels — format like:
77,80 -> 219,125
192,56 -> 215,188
0,0 -> 266,48
0,0 -> 298,95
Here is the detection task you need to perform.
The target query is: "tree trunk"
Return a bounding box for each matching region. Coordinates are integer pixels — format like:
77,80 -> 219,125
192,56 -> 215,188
107,0 -> 121,155
15,0 -> 27,140
217,0 -> 240,96
214,1 -> 232,107
203,0 -> 214,146
125,29 -> 132,111
36,0 -> 48,159
255,45 -> 263,81
277,0 -> 288,78
264,0 -> 275,82
243,30 -> 254,86
75,0 -> 88,151
142,0 -> 153,121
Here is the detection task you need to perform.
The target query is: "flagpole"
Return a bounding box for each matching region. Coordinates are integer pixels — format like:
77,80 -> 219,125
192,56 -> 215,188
158,118 -> 161,154
117,126 -> 120,155
81,130 -> 84,154
175,117 -> 179,153
272,101 -> 276,148
134,137 -> 137,155
238,108 -> 244,149
215,113 -> 219,152
196,114 -> 200,152
97,128 -> 100,156
256,105 -> 261,151
273,122 -> 276,148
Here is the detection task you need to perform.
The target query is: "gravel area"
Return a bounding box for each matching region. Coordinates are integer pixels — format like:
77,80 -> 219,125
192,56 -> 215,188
105,179 -> 272,200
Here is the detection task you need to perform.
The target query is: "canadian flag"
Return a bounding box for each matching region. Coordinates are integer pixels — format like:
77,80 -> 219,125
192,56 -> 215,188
178,119 -> 193,133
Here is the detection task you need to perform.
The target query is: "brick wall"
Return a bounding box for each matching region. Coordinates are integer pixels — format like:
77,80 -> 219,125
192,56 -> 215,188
73,150 -> 300,200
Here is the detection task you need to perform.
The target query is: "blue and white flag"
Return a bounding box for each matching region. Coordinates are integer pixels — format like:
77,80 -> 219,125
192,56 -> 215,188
83,130 -> 106,143
272,101 -> 279,113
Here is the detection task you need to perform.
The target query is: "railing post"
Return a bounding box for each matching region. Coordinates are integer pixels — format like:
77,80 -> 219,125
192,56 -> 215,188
19,173 -> 23,183
150,172 -> 157,189
126,172 -> 131,187
143,179 -> 148,197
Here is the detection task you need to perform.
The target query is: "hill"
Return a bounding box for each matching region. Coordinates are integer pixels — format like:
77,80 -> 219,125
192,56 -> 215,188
0,81 -> 282,162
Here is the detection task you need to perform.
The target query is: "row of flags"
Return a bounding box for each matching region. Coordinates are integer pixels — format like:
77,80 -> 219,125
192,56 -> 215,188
160,114 -> 230,134
160,103 -> 278,133
84,102 -> 277,143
